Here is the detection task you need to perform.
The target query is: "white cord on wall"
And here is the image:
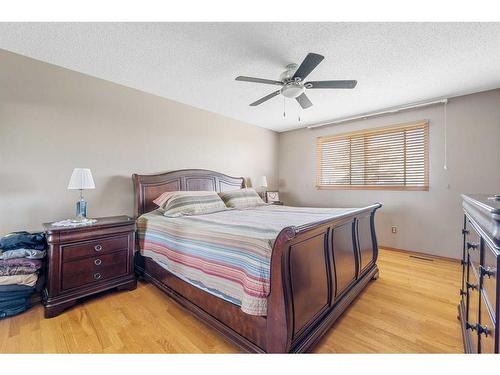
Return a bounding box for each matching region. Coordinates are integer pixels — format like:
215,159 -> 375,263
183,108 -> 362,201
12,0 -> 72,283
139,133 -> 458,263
443,100 -> 448,170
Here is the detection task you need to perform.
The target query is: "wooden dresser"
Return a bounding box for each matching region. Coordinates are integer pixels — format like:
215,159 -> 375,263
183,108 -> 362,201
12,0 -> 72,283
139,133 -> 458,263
43,216 -> 136,318
459,194 -> 500,353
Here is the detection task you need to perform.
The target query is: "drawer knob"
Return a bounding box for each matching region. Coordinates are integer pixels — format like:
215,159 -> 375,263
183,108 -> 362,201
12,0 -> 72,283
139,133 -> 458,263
94,244 -> 103,252
94,259 -> 102,266
93,272 -> 102,280
467,242 -> 479,250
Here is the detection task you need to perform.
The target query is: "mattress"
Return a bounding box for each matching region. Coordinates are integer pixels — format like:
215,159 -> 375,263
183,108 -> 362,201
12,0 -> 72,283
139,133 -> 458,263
137,204 -> 356,316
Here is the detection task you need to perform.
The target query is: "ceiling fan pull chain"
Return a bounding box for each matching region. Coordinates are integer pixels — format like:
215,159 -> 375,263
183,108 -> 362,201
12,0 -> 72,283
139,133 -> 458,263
283,96 -> 286,118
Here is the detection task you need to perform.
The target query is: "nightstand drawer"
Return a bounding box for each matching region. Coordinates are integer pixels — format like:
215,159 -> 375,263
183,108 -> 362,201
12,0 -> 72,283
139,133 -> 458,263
62,235 -> 129,262
61,250 -> 128,290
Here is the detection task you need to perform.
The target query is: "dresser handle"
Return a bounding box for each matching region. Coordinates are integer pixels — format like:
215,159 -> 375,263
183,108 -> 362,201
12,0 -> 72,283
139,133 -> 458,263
477,324 -> 490,337
93,272 -> 102,280
466,282 -> 478,290
467,242 -> 479,250
94,244 -> 102,252
480,266 -> 495,279
466,322 -> 476,331
94,259 -> 102,266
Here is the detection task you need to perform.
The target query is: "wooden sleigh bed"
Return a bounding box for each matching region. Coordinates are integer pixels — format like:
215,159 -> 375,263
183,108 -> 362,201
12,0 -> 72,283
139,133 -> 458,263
132,169 -> 381,353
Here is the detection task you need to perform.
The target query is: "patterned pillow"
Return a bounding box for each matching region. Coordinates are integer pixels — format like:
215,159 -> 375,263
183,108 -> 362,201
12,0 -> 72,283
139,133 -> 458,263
218,188 -> 266,209
153,191 -> 227,217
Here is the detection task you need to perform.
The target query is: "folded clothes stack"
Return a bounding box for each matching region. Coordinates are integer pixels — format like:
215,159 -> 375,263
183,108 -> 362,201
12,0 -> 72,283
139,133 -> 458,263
0,231 -> 46,319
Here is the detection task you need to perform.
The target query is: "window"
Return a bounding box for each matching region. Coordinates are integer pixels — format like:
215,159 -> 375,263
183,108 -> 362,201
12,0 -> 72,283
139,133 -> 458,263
316,121 -> 429,190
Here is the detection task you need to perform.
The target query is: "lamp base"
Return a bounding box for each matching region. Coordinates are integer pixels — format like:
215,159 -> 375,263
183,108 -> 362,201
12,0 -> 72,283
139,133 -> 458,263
76,198 -> 88,218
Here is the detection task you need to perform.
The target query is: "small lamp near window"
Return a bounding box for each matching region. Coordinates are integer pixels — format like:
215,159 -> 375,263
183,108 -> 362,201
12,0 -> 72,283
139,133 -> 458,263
67,168 -> 95,220
258,175 -> 268,202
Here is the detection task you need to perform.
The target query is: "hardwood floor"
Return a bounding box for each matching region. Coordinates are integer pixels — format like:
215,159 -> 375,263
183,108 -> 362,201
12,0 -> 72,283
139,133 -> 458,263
0,248 -> 463,353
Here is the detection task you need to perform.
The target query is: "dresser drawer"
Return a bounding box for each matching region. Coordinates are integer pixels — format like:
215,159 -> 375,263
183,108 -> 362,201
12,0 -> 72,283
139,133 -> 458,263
62,235 -> 129,262
465,265 -> 480,296
61,250 -> 128,290
468,253 -> 480,285
466,220 -> 481,280
482,242 -> 498,318
480,291 -> 497,353
467,282 -> 480,353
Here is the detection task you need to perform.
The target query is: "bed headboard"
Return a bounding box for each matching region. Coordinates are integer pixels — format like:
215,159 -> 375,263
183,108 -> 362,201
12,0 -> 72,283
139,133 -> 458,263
132,169 -> 246,217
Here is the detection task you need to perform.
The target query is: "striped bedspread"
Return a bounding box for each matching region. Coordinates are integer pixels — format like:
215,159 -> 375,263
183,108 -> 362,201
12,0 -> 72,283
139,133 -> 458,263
137,205 -> 356,316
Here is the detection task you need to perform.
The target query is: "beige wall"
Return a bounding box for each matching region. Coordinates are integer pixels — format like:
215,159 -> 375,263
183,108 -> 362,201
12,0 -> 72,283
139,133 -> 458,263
279,89 -> 500,259
0,50 -> 279,234
2,48 -> 499,260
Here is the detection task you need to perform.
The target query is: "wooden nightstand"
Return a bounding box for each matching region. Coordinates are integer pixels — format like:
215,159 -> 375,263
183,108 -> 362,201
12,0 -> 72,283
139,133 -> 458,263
42,216 -> 136,318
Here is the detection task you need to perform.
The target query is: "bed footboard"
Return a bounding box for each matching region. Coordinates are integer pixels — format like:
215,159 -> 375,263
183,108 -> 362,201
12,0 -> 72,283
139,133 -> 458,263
266,203 -> 382,353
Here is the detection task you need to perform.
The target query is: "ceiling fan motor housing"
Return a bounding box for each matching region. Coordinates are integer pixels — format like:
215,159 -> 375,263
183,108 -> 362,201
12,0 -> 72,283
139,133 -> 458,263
279,63 -> 299,82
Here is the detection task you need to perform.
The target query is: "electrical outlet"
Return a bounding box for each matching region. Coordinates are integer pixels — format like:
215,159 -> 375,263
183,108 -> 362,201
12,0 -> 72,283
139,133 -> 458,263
391,226 -> 397,234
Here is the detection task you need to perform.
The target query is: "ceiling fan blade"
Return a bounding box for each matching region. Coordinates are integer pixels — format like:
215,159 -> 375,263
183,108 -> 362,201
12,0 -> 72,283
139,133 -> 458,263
296,93 -> 313,109
292,53 -> 325,81
250,90 -> 281,106
305,80 -> 358,89
236,76 -> 283,86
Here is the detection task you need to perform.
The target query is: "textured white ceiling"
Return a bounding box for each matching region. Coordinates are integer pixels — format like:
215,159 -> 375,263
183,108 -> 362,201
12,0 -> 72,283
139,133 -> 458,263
0,22 -> 499,132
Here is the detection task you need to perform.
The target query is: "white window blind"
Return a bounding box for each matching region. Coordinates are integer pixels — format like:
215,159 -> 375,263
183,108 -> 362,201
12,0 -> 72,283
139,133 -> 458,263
316,121 -> 429,190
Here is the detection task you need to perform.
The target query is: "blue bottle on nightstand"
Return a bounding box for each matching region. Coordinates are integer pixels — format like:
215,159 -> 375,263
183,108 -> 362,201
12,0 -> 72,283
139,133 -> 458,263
76,195 -> 88,218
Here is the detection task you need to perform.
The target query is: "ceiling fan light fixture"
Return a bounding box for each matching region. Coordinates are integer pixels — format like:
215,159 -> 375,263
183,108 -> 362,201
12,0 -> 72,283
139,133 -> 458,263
280,82 -> 305,99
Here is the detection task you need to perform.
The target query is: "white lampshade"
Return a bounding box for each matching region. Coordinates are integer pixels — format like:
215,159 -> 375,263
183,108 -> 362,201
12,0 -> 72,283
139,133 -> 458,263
67,168 -> 95,190
258,175 -> 268,188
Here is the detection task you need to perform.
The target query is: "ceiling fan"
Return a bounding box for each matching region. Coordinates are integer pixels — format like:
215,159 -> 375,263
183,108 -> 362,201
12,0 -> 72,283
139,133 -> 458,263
235,53 -> 357,109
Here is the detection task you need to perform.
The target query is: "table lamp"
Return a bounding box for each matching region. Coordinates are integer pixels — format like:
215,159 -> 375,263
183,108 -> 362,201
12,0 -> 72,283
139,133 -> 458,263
67,168 -> 95,220
258,175 -> 268,201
